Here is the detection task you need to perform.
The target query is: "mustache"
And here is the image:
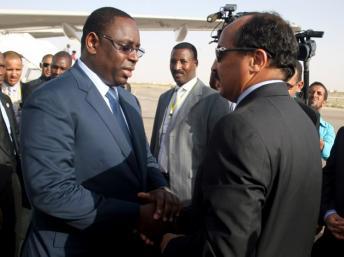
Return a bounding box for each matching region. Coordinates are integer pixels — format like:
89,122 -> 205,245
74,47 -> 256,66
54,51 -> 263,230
172,70 -> 184,75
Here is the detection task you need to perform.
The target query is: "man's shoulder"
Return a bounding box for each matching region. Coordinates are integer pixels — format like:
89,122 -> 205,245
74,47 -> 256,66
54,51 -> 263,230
320,116 -> 334,129
159,87 -> 175,99
25,77 -> 42,86
0,91 -> 11,103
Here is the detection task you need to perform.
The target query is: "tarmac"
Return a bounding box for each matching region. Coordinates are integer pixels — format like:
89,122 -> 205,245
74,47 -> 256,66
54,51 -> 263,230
131,84 -> 344,141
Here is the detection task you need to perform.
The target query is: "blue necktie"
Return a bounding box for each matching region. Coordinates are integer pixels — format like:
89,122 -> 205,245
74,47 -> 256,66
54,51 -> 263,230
106,88 -> 132,145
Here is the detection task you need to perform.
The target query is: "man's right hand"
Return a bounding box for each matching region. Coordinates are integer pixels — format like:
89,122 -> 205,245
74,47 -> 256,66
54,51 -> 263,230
325,213 -> 344,240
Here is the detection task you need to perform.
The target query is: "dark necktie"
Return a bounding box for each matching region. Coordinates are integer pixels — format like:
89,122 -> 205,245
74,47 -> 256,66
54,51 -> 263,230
106,88 -> 132,146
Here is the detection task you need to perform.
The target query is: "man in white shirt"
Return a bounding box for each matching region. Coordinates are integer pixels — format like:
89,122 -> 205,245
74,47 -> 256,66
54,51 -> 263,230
150,42 -> 229,202
2,51 -> 26,124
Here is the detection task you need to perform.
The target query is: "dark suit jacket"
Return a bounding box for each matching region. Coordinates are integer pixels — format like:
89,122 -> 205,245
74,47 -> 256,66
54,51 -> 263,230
20,63 -> 166,257
21,75 -> 50,104
164,82 -> 322,257
0,92 -> 19,189
296,98 -> 320,130
321,127 -> 344,218
150,80 -> 229,200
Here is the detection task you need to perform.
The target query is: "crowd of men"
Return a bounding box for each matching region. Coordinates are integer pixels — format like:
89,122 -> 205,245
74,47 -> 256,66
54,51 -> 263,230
0,6 -> 342,257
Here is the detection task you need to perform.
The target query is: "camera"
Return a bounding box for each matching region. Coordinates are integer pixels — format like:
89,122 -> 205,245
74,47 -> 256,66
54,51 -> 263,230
207,4 -> 247,44
295,30 -> 324,61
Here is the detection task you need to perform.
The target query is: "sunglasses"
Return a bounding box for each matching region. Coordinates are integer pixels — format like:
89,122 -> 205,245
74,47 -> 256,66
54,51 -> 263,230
42,63 -> 51,68
215,47 -> 273,62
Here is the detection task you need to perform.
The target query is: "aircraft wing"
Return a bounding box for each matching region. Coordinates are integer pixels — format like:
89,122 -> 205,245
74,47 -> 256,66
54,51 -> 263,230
0,9 -> 220,40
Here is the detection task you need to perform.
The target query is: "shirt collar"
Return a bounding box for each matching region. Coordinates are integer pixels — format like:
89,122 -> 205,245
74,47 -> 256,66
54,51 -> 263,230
236,80 -> 283,105
177,77 -> 197,93
77,59 -> 118,98
319,116 -> 326,127
3,81 -> 20,92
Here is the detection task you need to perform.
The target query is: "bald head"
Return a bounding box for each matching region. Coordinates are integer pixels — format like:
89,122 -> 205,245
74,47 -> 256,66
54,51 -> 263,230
3,51 -> 23,86
0,52 -> 5,85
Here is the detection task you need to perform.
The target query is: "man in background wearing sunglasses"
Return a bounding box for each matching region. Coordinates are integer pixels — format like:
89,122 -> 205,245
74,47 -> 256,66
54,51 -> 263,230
22,54 -> 53,103
161,12 -> 322,257
20,7 -> 180,257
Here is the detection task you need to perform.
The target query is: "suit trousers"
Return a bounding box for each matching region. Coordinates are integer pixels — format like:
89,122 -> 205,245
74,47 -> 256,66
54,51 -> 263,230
0,175 -> 16,257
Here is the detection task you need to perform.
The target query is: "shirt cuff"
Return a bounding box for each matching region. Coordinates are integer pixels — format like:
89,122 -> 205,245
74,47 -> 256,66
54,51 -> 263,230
324,209 -> 337,221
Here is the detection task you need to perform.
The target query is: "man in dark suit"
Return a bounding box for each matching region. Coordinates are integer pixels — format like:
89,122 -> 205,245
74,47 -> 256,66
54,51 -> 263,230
22,54 -> 52,103
150,42 -> 229,202
312,127 -> 344,256
20,7 -> 180,257
161,12 -> 322,257
0,51 -> 21,257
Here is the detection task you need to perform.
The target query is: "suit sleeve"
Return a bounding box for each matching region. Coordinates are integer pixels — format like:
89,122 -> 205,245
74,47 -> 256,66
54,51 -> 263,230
321,127 -> 344,218
164,114 -> 271,257
206,93 -> 230,141
145,140 -> 167,191
150,95 -> 165,157
20,91 -> 139,232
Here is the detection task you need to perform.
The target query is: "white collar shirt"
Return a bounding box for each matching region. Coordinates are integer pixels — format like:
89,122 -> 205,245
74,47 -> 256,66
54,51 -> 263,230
236,80 -> 283,107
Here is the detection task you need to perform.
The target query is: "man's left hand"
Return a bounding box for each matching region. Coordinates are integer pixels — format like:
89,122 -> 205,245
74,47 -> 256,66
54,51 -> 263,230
138,188 -> 182,222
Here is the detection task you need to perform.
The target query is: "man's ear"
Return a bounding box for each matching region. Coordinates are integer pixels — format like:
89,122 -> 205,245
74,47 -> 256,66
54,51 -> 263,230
249,49 -> 269,72
297,81 -> 304,92
85,32 -> 99,54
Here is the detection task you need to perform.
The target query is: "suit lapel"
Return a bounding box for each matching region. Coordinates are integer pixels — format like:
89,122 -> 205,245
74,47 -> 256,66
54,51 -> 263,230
0,94 -> 16,156
169,81 -> 203,130
157,89 -> 174,134
71,66 -> 132,159
236,82 -> 289,110
117,88 -> 145,182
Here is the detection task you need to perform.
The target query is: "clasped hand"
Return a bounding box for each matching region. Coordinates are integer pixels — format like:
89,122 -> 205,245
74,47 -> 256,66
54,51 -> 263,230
137,188 -> 182,244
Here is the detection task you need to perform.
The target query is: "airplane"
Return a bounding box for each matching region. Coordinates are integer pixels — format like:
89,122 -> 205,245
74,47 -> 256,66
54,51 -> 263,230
0,9 -> 223,81
0,9 -> 222,42
0,8 -> 300,82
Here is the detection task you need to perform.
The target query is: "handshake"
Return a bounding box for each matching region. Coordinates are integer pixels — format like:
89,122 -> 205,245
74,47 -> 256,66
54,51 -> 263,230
136,187 -> 185,251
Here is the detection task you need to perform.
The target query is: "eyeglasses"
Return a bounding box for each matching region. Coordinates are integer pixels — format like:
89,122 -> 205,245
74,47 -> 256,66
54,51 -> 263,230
215,47 -> 259,62
42,63 -> 51,68
215,46 -> 273,62
99,34 -> 145,58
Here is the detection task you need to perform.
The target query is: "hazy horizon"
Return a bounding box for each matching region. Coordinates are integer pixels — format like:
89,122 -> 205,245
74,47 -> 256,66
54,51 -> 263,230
1,0 -> 343,91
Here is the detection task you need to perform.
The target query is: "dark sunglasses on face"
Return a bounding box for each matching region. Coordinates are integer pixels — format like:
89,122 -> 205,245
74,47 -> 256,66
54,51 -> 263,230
42,63 -> 51,68
215,46 -> 273,62
215,47 -> 258,62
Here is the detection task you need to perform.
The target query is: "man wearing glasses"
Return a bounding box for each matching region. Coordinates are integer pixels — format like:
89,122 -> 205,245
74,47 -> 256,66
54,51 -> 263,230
22,54 -> 53,103
161,12 -> 322,257
20,7 -> 180,257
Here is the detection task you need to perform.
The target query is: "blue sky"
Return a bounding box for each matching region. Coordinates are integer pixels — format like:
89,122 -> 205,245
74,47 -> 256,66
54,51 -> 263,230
2,0 -> 344,90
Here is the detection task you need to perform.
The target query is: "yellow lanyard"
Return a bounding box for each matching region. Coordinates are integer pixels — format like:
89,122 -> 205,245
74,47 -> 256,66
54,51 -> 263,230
169,88 -> 180,116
